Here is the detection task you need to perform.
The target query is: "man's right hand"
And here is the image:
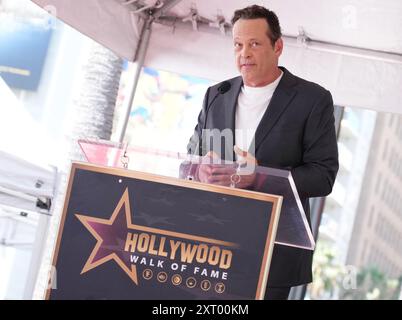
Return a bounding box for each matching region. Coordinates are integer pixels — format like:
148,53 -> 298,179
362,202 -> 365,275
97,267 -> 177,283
197,151 -> 237,186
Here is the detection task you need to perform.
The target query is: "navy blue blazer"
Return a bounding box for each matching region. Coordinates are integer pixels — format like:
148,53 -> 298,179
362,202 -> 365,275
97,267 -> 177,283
185,67 -> 339,289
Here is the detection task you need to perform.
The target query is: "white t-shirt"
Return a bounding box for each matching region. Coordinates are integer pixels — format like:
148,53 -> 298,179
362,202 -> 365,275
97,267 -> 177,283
235,71 -> 284,159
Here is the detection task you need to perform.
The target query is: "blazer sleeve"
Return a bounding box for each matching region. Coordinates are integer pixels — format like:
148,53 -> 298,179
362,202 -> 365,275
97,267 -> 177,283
291,90 -> 339,198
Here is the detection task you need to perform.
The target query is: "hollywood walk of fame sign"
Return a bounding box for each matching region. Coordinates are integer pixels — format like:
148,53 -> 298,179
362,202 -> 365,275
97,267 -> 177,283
46,162 -> 282,300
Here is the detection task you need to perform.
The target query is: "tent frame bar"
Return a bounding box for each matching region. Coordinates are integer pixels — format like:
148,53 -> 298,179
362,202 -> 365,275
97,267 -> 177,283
115,2 -> 402,142
155,14 -> 402,64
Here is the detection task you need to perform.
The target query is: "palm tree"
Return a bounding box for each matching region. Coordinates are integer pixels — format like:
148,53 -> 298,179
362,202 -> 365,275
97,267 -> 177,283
66,42 -> 123,161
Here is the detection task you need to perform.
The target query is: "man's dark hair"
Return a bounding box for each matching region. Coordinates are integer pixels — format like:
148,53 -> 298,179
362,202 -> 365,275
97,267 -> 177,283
231,5 -> 282,47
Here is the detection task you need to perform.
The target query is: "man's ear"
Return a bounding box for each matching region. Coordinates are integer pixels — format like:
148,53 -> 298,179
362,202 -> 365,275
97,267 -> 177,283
274,38 -> 284,56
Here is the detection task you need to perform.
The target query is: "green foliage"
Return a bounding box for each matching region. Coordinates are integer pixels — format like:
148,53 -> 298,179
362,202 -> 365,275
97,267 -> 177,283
307,243 -> 402,300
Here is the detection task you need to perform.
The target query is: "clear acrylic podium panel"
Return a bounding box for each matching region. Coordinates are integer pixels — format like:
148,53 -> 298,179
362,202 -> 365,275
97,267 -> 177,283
78,139 -> 315,250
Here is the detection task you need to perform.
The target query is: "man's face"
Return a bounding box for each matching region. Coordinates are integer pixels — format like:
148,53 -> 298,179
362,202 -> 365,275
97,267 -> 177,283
232,18 -> 283,87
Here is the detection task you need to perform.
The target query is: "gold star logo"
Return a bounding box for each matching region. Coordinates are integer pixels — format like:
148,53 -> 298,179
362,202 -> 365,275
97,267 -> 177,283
75,188 -> 138,284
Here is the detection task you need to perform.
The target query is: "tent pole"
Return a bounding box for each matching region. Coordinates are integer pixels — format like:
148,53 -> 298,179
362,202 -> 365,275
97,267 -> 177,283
116,15 -> 154,143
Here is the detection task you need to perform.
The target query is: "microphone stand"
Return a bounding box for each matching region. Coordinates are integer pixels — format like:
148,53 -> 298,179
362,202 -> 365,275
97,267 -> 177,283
186,81 -> 231,181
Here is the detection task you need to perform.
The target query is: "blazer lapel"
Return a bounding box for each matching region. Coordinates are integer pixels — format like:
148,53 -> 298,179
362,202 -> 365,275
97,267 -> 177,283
223,76 -> 242,160
253,67 -> 298,154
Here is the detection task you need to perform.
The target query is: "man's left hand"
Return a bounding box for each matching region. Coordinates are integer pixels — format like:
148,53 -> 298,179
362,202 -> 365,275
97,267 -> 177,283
232,145 -> 258,189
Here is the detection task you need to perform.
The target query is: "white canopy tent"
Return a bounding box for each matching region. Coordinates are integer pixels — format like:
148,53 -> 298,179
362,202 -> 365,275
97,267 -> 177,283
0,77 -> 56,212
0,76 -> 57,299
30,0 -> 402,129
21,0 -> 402,299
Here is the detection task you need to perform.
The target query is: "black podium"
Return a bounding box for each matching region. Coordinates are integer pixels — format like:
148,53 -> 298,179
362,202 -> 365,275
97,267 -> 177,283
46,139 -> 314,300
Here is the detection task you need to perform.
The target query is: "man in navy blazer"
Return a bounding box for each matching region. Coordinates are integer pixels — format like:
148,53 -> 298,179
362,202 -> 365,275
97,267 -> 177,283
185,5 -> 339,299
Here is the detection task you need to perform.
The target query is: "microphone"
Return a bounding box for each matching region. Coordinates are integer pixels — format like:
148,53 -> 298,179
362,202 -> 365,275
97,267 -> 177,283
199,81 -> 232,156
217,81 -> 232,95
